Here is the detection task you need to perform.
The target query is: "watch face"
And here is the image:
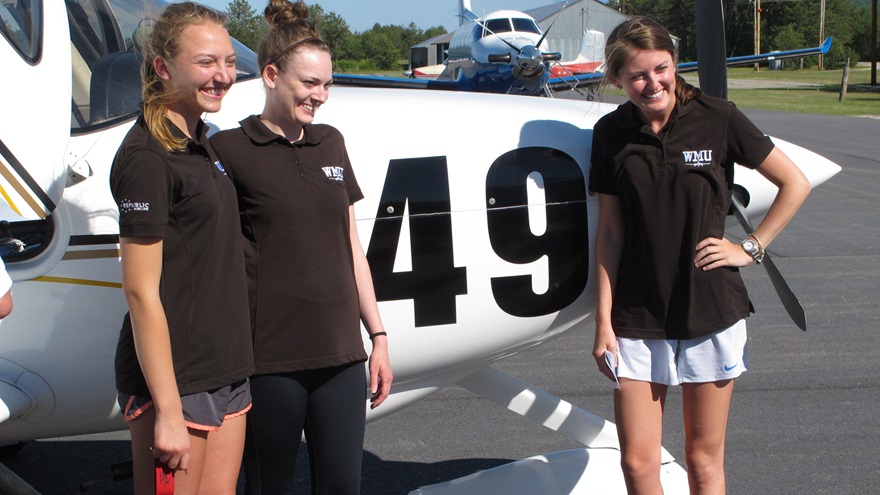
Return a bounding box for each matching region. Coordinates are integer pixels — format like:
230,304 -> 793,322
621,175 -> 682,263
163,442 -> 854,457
742,239 -> 757,254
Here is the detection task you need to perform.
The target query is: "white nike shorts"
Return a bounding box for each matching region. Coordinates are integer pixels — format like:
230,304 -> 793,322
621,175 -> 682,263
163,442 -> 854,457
616,319 -> 748,386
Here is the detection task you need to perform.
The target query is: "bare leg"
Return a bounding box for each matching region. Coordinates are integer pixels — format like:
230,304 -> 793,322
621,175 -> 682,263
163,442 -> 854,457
615,378 -> 668,495
128,409 -> 157,495
173,428 -> 208,494
682,379 -> 734,495
128,407 -> 210,495
197,413 -> 247,495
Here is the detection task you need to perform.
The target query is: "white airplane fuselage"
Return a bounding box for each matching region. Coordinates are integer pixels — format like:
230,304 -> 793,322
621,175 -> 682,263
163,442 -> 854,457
0,74 -> 608,440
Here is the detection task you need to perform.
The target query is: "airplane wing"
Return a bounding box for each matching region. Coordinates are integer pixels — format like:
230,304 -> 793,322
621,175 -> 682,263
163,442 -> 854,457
332,70 -> 606,94
332,73 -> 462,91
335,37 -> 832,96
545,71 -> 605,92
546,38 -> 833,93
678,37 -> 833,73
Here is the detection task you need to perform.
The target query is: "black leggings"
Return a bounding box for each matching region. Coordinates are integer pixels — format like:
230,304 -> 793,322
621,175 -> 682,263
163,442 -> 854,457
243,361 -> 367,495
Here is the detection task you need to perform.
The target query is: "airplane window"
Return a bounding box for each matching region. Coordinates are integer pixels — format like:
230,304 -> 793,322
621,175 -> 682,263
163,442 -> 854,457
70,0 -> 259,132
232,38 -> 259,79
512,18 -> 540,35
0,0 -> 42,63
0,217 -> 53,263
69,0 -> 163,129
484,18 -> 512,37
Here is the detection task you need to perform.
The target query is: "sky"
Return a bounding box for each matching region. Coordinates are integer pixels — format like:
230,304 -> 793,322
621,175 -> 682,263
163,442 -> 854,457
198,0 -> 557,33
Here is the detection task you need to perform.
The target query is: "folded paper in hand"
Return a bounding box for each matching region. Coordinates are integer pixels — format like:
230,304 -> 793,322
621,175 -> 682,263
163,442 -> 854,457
604,350 -> 620,390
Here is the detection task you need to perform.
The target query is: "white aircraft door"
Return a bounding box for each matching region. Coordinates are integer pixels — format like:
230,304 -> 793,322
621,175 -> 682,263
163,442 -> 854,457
0,0 -> 71,221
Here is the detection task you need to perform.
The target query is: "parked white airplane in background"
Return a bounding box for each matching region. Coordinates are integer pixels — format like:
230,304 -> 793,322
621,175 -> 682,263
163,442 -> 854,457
338,0 -> 605,96
336,0 -> 572,95
407,24 -> 605,82
0,0 -> 841,493
406,0 -> 600,90
336,0 -> 831,98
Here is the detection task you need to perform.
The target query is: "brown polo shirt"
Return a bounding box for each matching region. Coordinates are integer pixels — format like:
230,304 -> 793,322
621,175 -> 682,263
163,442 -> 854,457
211,116 -> 368,374
110,116 -> 254,396
589,95 -> 774,340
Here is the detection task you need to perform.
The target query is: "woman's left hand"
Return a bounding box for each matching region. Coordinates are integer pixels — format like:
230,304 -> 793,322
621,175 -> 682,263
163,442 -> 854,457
368,336 -> 392,409
694,236 -> 754,271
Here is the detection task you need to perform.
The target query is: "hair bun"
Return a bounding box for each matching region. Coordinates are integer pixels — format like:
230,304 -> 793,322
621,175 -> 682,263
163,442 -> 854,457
264,0 -> 310,28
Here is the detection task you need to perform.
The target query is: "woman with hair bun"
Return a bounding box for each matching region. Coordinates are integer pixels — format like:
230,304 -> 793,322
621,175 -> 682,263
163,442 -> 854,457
211,1 -> 392,493
589,16 -> 811,494
109,3 -> 253,494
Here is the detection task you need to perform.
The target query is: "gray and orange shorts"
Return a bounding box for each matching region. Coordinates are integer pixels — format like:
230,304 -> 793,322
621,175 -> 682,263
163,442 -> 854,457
118,378 -> 251,431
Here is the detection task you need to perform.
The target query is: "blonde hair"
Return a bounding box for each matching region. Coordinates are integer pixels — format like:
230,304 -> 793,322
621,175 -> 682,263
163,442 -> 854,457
603,16 -> 700,105
141,2 -> 228,152
258,0 -> 329,73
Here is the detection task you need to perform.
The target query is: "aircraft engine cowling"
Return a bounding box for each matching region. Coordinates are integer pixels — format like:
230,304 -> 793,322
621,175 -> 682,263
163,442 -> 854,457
512,45 -> 545,82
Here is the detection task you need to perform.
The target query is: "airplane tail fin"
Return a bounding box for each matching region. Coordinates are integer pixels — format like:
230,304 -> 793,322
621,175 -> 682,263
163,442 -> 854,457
573,29 -> 605,65
550,30 -> 606,78
459,0 -> 478,26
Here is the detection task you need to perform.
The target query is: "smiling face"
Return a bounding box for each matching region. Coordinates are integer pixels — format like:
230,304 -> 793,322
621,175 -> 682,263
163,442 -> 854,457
264,47 -> 333,130
156,21 -> 237,121
611,49 -> 677,130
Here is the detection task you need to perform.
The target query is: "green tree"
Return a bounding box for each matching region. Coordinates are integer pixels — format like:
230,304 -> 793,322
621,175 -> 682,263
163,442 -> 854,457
764,0 -> 860,68
849,3 -> 874,60
627,0 -> 696,61
401,22 -> 425,55
625,0 -> 868,69
361,30 -> 399,70
423,25 -> 447,40
319,11 -> 356,60
309,2 -> 327,34
368,23 -> 409,59
769,24 -> 808,69
297,5 -> 454,73
721,0 -> 756,58
226,0 -> 267,50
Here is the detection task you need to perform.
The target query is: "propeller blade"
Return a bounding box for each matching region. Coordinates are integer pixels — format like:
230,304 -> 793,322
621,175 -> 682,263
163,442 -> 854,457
759,247 -> 808,331
544,61 -> 590,98
695,0 -> 728,99
698,1 -> 802,329
731,194 -> 807,331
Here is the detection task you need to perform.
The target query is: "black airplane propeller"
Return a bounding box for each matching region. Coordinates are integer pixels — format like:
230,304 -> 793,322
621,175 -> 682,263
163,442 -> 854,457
697,0 -> 807,330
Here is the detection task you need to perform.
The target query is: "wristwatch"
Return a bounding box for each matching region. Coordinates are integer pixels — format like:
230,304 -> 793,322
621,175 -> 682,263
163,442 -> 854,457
741,237 -> 764,264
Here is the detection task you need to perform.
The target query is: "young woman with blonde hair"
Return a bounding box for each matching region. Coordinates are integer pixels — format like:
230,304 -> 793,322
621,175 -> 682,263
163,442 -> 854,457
110,3 -> 253,493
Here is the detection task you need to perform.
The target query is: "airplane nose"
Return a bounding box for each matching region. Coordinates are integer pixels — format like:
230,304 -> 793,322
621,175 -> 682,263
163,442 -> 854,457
736,137 -> 841,218
520,45 -> 541,62
513,45 -> 545,81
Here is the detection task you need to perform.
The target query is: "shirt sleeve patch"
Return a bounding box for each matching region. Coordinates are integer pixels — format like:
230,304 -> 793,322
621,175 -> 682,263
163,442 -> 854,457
117,198 -> 151,213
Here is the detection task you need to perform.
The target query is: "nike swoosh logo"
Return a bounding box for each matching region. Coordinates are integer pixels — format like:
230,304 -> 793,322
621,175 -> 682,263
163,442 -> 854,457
723,364 -> 738,372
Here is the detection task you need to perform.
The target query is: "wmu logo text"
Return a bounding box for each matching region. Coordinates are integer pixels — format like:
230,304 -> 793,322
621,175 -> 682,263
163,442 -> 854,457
322,166 -> 345,181
682,150 -> 713,168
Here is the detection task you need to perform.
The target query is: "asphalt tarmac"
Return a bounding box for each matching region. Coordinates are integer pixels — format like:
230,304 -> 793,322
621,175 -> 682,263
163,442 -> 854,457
2,109 -> 877,494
